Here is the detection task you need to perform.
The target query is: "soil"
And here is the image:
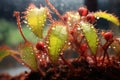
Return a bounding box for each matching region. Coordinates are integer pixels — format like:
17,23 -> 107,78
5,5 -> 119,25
0,57 -> 120,80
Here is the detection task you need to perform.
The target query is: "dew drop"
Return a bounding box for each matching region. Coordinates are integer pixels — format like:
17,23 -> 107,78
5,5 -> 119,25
38,56 -> 40,58
52,27 -> 55,30
48,46 -> 50,49
46,57 -> 49,62
68,17 -> 71,20
23,56 -> 26,58
44,45 -> 47,48
60,53 -> 63,55
65,41 -> 67,43
42,55 -> 45,59
43,14 -> 46,17
91,26 -> 94,29
46,41 -> 49,44
109,46 -> 111,48
97,17 -> 100,19
58,49 -> 61,52
29,27 -> 32,30
113,46 -> 116,49
23,20 -> 28,24
42,24 -> 44,26
68,42 -> 71,45
31,53 -> 33,54
97,39 -> 99,42
118,61 -> 120,64
39,21 -> 41,23
77,27 -> 81,31
22,63 -> 25,65
69,23 -> 72,26
39,59 -> 42,62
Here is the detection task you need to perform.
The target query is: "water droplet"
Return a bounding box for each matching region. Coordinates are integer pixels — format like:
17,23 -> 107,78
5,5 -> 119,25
46,41 -> 49,44
46,57 -> 49,62
43,14 -> 46,17
91,26 -> 94,29
48,46 -> 50,49
69,23 -> 72,26
59,49 -> 61,52
97,17 -> 100,19
77,27 -> 81,31
68,17 -> 71,20
118,61 -> 120,64
109,46 -> 111,48
39,59 -> 42,62
113,46 -> 116,49
97,39 -> 99,42
68,42 -> 71,45
23,20 -> 27,24
26,25 -> 29,27
39,21 -> 41,23
29,27 -> 32,30
65,41 -> 67,43
44,45 -> 47,48
52,27 -> 55,30
42,24 -> 44,26
42,55 -> 45,59
38,56 -> 40,58
22,63 -> 25,65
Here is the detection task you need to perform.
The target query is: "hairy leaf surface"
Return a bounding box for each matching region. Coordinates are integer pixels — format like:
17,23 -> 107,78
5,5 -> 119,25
47,23 -> 68,63
79,22 -> 98,55
94,11 -> 120,26
26,4 -> 47,38
0,46 -> 17,61
0,46 -> 10,61
19,42 -> 38,71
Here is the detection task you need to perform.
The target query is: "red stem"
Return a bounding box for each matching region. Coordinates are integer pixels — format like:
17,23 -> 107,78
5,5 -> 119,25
47,10 -> 54,23
45,0 -> 63,21
13,11 -> 28,43
102,39 -> 113,64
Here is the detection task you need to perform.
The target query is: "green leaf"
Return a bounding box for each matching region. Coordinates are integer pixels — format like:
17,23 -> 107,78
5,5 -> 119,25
94,11 -> 120,26
26,4 -> 47,38
19,42 -> 38,71
0,46 -> 10,61
79,22 -> 98,55
47,23 -> 68,63
0,46 -> 18,61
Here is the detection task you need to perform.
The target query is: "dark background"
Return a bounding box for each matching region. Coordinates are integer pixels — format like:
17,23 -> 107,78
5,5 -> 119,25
0,0 -> 120,76
0,0 -> 120,21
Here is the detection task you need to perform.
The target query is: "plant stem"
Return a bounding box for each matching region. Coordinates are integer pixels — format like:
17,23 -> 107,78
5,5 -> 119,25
45,0 -> 63,21
13,11 -> 28,43
102,39 -> 113,65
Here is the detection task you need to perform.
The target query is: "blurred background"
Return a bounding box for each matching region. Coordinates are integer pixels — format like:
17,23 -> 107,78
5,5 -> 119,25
0,0 -> 120,76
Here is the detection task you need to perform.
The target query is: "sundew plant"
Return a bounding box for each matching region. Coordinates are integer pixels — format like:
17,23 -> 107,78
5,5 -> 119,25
0,0 -> 120,80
